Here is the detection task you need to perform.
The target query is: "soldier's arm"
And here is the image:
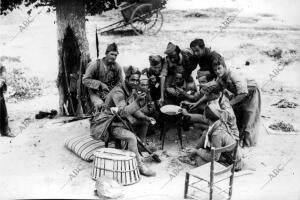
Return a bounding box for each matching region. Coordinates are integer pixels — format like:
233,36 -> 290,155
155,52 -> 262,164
0,66 -> 7,91
116,63 -> 124,85
159,59 -> 168,102
229,72 -> 248,106
196,134 -> 223,161
82,61 -> 104,90
165,87 -> 177,96
112,89 -> 141,117
132,110 -> 150,121
185,113 -> 209,124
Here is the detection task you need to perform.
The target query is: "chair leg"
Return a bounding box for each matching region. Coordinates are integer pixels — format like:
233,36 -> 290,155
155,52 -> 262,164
105,141 -> 109,148
176,126 -> 183,149
228,174 -> 234,199
209,182 -> 213,200
184,173 -> 190,199
160,121 -> 164,140
161,122 -> 167,150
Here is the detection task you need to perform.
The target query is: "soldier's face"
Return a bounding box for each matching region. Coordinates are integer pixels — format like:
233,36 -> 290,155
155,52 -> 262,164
151,64 -> 162,75
140,80 -> 149,90
149,75 -> 156,84
197,76 -> 207,85
192,46 -> 205,58
127,74 -> 140,89
174,73 -> 184,85
106,51 -> 118,64
213,64 -> 226,78
168,51 -> 180,63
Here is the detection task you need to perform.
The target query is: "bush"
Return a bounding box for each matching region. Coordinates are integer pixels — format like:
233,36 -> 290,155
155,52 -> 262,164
6,66 -> 43,101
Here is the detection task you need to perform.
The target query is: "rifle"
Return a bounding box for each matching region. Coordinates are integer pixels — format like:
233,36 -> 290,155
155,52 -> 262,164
62,50 -> 76,115
112,111 -> 161,163
55,110 -> 161,163
76,54 -> 84,117
54,115 -> 92,124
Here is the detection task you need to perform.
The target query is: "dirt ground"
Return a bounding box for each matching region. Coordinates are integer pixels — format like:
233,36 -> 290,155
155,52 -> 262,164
1,0 -> 300,199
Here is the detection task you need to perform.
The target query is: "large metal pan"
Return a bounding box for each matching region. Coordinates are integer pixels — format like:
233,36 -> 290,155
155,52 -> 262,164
160,105 -> 183,122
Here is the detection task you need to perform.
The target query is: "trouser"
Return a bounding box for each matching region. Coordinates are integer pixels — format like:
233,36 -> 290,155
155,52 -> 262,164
110,126 -> 142,166
132,120 -> 149,144
0,97 -> 10,135
233,87 -> 261,147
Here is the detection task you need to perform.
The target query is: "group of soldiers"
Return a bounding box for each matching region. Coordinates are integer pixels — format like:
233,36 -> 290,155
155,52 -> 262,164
82,38 -> 261,176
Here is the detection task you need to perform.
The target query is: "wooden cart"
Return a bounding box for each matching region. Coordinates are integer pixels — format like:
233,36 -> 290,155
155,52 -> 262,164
97,0 -> 166,35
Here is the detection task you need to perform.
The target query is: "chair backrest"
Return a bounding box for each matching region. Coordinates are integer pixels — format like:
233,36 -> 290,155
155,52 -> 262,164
210,141 -> 239,177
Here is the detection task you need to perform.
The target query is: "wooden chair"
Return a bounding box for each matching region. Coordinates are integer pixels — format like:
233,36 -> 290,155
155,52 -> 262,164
184,141 -> 239,200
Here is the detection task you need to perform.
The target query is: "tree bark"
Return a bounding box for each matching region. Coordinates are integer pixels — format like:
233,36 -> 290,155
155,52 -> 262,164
56,0 -> 90,116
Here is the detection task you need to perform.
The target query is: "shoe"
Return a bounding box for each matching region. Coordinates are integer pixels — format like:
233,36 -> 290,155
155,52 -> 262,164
139,164 -> 156,177
1,129 -> 15,137
145,144 -> 158,152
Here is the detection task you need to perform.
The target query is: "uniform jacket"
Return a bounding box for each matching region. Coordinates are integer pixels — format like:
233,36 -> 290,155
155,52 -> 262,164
83,58 -> 123,105
90,82 -> 146,142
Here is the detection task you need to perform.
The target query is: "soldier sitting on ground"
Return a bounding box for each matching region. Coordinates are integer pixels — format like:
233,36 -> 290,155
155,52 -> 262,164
181,97 -> 245,171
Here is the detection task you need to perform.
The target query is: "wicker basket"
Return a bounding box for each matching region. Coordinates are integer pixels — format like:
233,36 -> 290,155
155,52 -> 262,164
91,148 -> 140,185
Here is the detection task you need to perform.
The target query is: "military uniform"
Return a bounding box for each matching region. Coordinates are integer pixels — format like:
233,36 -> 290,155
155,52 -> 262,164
160,49 -> 197,85
82,58 -> 123,109
195,47 -> 225,80
216,70 -> 261,147
194,120 -> 244,171
90,82 -> 149,166
193,98 -> 243,170
165,79 -> 197,105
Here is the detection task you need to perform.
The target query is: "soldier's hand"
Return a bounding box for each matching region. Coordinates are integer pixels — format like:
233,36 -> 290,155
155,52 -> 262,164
189,103 -> 197,110
136,92 -> 146,101
146,117 -> 156,125
158,98 -> 164,107
0,79 -> 5,88
94,102 -> 103,111
176,87 -> 185,95
224,89 -> 234,99
100,82 -> 109,92
178,108 -> 189,116
110,107 -> 119,114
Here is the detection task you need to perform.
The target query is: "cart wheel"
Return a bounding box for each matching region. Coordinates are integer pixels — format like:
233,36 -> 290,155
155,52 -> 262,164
129,3 -> 164,36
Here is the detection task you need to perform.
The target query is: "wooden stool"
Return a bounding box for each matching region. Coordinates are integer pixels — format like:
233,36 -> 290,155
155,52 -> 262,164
160,119 -> 183,149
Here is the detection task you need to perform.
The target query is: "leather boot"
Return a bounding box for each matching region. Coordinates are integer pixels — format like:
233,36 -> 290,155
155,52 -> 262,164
139,164 -> 156,177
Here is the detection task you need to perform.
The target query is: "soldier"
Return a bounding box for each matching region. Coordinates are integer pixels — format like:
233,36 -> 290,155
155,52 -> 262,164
212,58 -> 261,147
159,42 -> 197,105
83,43 -> 123,111
142,55 -> 163,102
0,64 -> 12,137
190,38 -> 225,81
181,98 -> 244,171
165,69 -> 197,106
90,66 -> 156,176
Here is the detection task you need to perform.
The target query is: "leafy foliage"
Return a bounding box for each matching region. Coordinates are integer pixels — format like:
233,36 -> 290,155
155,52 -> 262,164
1,0 -> 168,15
5,66 -> 43,101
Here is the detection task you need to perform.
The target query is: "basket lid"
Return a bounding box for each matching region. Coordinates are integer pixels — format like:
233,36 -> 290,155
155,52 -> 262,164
93,148 -> 136,160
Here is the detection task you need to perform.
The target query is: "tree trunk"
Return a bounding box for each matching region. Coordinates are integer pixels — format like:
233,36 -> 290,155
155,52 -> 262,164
56,0 -> 90,116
